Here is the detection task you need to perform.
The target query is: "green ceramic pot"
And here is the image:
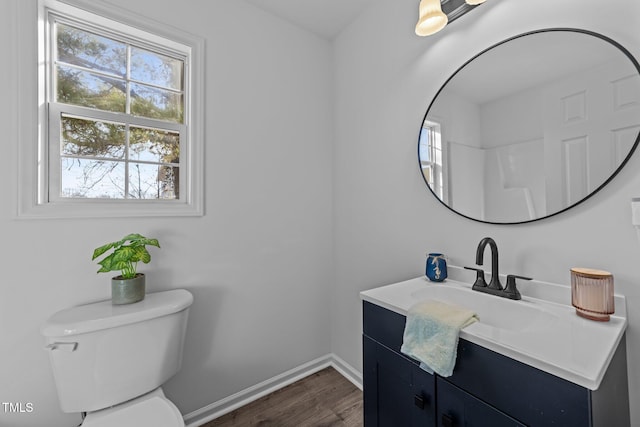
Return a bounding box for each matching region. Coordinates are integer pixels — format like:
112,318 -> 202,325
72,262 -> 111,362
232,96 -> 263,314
111,273 -> 146,305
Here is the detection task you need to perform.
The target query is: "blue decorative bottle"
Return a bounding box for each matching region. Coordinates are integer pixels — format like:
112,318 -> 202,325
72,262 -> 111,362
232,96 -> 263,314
426,253 -> 447,282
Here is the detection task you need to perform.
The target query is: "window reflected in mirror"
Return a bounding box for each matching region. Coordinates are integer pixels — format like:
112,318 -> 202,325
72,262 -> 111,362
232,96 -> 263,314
419,120 -> 446,202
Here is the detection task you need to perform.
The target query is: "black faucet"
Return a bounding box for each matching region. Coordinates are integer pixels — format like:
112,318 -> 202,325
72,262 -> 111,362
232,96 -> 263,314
464,237 -> 532,300
476,237 -> 501,290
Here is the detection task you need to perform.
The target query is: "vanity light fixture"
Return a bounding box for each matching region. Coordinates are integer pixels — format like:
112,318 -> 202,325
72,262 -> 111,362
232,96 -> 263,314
416,0 -> 485,36
415,0 -> 448,36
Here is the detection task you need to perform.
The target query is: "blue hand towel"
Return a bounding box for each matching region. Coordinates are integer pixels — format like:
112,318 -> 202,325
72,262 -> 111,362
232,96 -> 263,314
401,299 -> 478,377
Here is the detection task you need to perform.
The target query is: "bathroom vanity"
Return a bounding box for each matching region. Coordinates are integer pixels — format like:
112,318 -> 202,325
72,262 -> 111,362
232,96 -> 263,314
361,270 -> 629,426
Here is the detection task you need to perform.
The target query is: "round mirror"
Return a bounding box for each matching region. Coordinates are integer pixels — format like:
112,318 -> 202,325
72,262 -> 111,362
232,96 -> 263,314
419,29 -> 640,224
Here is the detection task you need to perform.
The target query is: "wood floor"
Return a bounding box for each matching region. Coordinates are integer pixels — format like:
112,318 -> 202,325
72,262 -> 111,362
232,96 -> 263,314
201,367 -> 363,427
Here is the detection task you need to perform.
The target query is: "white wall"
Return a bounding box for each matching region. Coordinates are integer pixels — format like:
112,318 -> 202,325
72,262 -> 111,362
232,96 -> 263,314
0,0 -> 333,426
332,0 -> 640,425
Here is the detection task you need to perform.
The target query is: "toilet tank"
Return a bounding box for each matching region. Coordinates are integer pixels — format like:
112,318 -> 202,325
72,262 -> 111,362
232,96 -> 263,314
41,289 -> 193,413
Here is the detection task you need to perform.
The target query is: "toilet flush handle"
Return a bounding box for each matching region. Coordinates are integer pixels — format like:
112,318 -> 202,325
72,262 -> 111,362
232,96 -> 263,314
45,342 -> 78,352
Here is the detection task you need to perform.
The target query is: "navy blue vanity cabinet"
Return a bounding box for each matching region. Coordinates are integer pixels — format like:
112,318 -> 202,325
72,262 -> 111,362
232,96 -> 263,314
363,303 -> 436,426
362,300 -> 630,427
436,378 -> 525,427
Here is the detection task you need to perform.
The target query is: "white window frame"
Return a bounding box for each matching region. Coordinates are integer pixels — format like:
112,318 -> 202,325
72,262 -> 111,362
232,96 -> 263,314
18,0 -> 204,218
420,119 -> 447,203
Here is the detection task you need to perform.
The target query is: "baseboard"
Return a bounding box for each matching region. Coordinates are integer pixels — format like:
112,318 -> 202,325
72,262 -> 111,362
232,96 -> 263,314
328,353 -> 363,391
183,354 -> 362,427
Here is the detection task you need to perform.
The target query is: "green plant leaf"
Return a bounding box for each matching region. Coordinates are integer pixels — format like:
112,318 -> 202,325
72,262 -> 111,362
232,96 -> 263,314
141,238 -> 160,248
92,242 -> 117,260
113,246 -> 136,263
134,246 -> 151,263
111,260 -> 131,271
96,254 -> 115,273
121,233 -> 145,242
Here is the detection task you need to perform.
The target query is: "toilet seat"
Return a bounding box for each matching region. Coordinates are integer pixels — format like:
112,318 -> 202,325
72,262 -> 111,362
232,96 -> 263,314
81,388 -> 184,427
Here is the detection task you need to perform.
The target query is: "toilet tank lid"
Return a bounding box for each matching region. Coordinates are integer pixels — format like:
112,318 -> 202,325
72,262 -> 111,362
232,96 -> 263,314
41,289 -> 193,338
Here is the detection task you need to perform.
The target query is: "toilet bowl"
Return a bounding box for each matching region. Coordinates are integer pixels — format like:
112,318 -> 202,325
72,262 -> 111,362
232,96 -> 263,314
81,388 -> 184,427
41,289 -> 193,426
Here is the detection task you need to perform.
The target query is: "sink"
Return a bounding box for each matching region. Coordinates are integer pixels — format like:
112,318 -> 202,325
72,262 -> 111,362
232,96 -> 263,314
410,282 -> 559,332
360,270 -> 628,390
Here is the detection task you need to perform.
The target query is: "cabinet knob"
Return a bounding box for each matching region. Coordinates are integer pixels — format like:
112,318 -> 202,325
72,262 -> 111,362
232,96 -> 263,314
413,394 -> 428,409
442,413 -> 455,427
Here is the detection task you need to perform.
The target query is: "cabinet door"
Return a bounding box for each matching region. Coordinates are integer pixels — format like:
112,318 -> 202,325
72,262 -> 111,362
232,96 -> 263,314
437,378 -> 525,427
363,335 -> 436,427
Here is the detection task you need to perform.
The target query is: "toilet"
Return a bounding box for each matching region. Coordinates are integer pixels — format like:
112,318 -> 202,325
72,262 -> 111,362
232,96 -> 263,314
41,289 -> 193,426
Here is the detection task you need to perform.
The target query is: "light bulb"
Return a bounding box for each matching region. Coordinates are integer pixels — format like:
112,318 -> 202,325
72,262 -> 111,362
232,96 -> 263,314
415,0 -> 448,36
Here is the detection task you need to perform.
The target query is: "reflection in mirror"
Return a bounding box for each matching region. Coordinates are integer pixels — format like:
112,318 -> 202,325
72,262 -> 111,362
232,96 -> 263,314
419,29 -> 640,224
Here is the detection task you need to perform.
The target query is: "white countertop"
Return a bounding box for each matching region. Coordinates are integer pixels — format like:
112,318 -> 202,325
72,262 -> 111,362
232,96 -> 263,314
360,268 -> 627,390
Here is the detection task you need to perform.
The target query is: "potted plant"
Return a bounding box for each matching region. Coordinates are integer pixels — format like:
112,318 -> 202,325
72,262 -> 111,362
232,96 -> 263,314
92,233 -> 161,305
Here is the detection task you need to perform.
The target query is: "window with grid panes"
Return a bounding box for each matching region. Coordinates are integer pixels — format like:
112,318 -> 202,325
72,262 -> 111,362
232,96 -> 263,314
33,0 -> 203,217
